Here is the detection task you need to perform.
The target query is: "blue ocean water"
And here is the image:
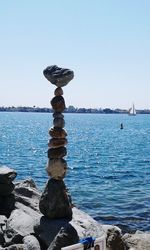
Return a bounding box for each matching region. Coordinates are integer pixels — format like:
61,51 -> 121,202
0,112 -> 150,232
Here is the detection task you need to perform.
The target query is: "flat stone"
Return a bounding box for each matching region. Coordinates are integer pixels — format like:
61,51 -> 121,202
46,159 -> 67,179
48,147 -> 67,159
39,179 -> 72,219
54,87 -> 63,96
53,117 -> 65,128
0,183 -> 15,196
51,96 -> 65,112
43,65 -> 74,87
53,112 -> 64,119
48,138 -> 67,148
49,127 -> 67,138
0,166 -> 17,184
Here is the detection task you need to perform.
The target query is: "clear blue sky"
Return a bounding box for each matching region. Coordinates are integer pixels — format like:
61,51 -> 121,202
0,0 -> 150,109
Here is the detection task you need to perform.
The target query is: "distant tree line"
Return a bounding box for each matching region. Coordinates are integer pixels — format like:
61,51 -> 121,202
0,105 -> 150,114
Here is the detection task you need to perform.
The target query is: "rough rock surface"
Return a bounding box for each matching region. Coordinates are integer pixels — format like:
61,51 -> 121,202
46,159 -> 67,179
123,231 -> 150,250
0,177 -> 149,250
39,179 -> 72,219
43,65 -> 74,87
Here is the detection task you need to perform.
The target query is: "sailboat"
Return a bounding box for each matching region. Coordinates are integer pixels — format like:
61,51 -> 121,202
128,104 -> 136,116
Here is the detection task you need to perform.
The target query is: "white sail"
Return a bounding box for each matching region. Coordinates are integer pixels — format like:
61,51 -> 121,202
129,104 -> 136,116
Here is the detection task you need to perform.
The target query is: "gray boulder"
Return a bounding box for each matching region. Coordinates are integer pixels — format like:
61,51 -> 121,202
39,179 -> 72,220
123,231 -> 150,250
23,235 -> 41,250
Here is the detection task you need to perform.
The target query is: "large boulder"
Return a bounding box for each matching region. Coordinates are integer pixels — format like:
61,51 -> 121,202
123,231 -> 150,250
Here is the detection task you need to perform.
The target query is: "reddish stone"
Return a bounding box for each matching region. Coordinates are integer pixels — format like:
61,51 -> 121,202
48,138 -> 68,148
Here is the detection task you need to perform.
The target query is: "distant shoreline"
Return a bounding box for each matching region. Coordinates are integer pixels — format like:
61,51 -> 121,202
0,106 -> 150,114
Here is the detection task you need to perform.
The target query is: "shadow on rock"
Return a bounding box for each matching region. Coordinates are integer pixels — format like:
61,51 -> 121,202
0,194 -> 15,218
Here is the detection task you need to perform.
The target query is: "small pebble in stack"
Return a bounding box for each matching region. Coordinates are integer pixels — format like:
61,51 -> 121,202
39,65 -> 74,219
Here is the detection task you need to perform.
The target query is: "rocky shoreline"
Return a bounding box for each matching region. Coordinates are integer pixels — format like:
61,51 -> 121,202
0,167 -> 149,250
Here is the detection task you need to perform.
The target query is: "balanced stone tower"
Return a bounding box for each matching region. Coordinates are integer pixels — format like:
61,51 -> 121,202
39,65 -> 74,220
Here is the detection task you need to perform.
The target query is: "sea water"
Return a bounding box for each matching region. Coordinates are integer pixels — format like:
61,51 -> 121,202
0,112 -> 150,232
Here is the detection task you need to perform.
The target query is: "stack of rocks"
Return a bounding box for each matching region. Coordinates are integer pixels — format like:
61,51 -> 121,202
0,166 -> 17,216
39,65 -> 74,220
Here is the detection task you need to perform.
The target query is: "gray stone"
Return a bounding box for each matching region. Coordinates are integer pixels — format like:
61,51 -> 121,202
0,166 -> 17,184
46,158 -> 67,180
53,118 -> 65,128
43,65 -> 74,87
14,179 -> 41,212
6,209 -> 35,237
123,231 -> 150,250
39,179 -> 72,219
0,230 -> 5,247
53,113 -> 64,119
47,147 -> 67,159
23,235 -> 41,250
51,96 -> 65,113
48,223 -> 79,250
34,216 -> 70,248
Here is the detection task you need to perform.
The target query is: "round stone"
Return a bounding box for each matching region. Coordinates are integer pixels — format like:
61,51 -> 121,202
48,147 -> 67,159
46,158 -> 68,179
43,65 -> 74,87
53,118 -> 65,128
49,127 -> 67,138
53,112 -> 64,119
51,96 -> 65,112
54,87 -> 63,96
48,138 -> 68,148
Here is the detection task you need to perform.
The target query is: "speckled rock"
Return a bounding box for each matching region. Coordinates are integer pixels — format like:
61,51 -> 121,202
54,87 -> 63,96
53,118 -> 65,128
39,179 -> 72,219
51,96 -> 66,113
48,147 -> 67,159
46,159 -> 67,179
43,65 -> 74,87
49,127 -> 67,139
